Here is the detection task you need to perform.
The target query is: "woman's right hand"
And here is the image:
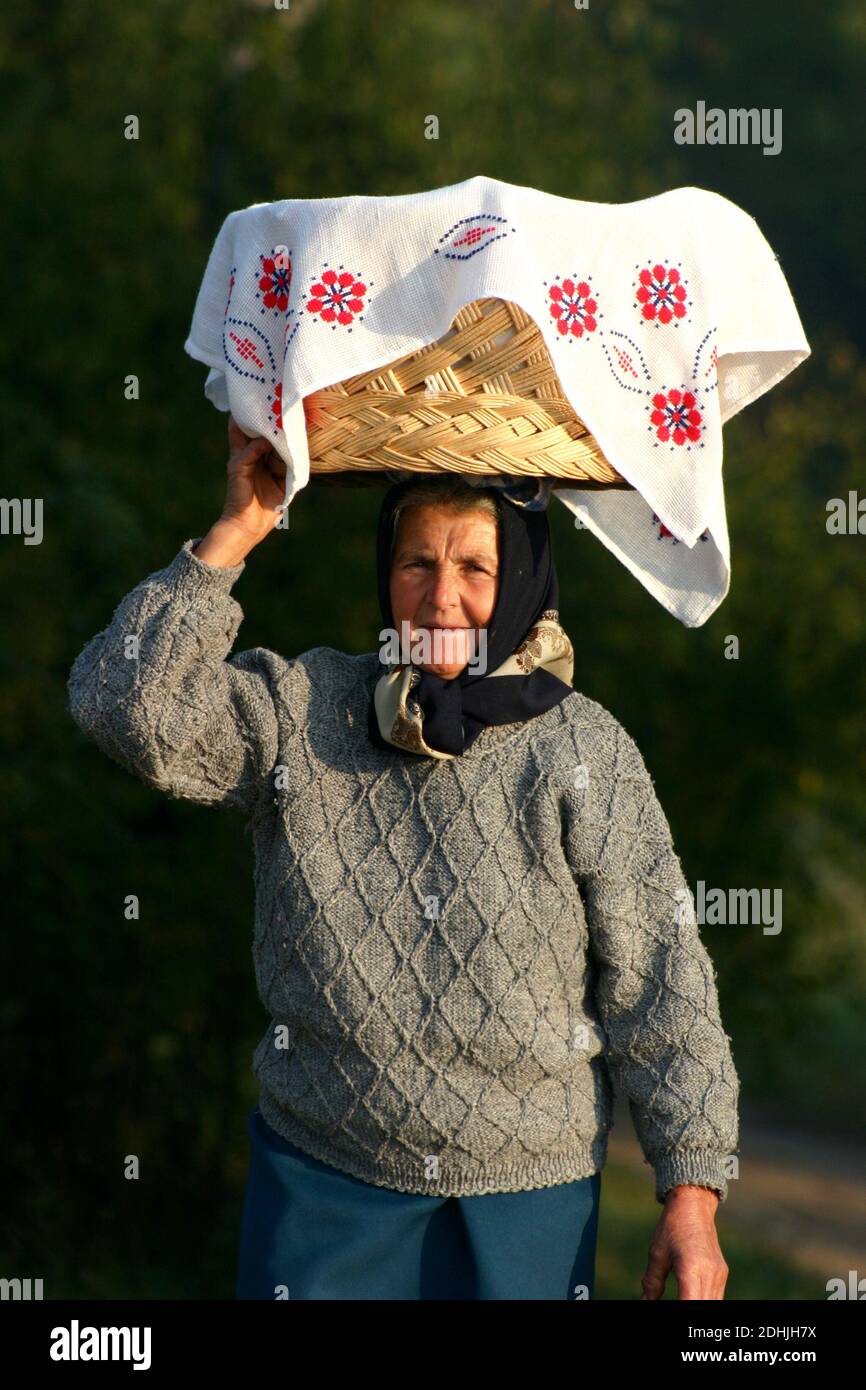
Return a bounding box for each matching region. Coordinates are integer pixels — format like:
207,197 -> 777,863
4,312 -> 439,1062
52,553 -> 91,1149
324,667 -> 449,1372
221,414 -> 288,543
194,415 -> 289,567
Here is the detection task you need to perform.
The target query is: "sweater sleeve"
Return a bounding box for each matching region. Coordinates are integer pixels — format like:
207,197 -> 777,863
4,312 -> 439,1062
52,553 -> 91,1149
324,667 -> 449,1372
66,538 -> 280,820
562,716 -> 740,1205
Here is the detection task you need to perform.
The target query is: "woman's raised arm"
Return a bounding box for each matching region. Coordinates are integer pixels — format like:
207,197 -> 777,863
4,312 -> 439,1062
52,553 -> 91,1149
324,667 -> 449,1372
66,418 -> 289,819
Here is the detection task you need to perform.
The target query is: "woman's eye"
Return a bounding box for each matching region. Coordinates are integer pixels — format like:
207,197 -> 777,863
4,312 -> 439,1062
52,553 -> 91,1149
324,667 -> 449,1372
404,560 -> 492,574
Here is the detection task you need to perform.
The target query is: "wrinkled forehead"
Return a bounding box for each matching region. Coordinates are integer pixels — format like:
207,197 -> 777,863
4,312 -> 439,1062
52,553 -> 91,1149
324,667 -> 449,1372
390,501 -> 501,559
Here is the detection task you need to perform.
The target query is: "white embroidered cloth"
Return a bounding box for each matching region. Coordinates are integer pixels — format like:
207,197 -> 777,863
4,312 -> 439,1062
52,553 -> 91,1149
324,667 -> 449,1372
183,175 -> 810,626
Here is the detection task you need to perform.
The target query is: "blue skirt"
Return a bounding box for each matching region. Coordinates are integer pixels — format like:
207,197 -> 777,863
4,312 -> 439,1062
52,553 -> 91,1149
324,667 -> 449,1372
236,1105 -> 602,1300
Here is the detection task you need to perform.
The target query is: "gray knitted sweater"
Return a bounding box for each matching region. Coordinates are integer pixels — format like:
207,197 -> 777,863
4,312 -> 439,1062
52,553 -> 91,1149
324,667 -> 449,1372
67,538 -> 739,1203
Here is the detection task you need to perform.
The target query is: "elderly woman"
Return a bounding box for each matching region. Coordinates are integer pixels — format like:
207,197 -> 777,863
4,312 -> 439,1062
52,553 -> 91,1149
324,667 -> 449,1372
67,415 -> 739,1302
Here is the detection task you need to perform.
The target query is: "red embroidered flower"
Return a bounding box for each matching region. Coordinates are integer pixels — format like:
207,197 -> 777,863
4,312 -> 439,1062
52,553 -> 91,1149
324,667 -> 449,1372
258,255 -> 292,311
650,388 -> 702,445
548,278 -> 599,338
636,264 -> 689,324
270,382 -> 283,429
306,268 -> 367,325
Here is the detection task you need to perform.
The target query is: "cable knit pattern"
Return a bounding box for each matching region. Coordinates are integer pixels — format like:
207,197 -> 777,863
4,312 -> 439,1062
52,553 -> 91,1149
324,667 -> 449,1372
67,538 -> 739,1202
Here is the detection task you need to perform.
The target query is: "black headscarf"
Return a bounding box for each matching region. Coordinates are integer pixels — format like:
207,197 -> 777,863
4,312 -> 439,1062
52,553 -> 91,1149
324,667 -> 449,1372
367,479 -> 574,757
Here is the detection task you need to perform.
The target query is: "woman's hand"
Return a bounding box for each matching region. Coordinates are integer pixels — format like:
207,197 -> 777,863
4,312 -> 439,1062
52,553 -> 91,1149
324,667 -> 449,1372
221,414 -> 288,543
194,415 -> 289,568
640,1186 -> 729,1300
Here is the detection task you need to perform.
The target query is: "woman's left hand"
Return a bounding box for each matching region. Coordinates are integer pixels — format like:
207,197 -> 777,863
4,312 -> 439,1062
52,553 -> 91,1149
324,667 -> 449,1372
640,1185 -> 729,1300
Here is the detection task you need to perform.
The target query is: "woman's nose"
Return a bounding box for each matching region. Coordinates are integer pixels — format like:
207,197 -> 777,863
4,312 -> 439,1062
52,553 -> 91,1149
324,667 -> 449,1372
427,566 -> 460,609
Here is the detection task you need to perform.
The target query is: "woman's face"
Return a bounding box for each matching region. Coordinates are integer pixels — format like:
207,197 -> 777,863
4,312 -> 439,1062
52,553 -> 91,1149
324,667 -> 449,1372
389,504 -> 500,680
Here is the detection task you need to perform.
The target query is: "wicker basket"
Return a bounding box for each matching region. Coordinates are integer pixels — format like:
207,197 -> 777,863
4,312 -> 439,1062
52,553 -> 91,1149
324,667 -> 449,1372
303,297 -> 632,490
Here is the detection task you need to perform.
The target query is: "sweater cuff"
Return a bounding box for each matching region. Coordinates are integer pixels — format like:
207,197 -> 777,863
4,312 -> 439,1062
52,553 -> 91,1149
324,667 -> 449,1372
163,537 -> 248,599
652,1149 -> 732,1205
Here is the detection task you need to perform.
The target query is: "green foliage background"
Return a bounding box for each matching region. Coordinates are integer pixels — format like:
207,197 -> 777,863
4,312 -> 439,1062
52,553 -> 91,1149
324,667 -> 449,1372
2,0 -> 864,1297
